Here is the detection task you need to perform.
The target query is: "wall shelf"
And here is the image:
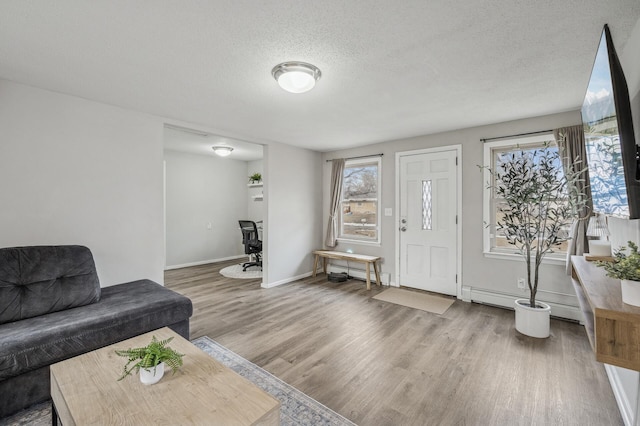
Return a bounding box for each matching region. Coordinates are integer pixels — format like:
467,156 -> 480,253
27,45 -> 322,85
252,195 -> 263,201
248,183 -> 263,188
571,255 -> 640,371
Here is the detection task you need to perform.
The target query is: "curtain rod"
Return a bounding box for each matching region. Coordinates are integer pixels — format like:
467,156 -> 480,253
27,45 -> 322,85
480,129 -> 553,143
325,153 -> 384,162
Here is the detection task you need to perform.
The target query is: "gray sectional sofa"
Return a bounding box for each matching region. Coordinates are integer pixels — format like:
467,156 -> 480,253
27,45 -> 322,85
0,245 -> 193,418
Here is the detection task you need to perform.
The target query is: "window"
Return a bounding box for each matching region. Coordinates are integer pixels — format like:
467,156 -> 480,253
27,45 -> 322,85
482,134 -> 569,260
339,157 -> 381,244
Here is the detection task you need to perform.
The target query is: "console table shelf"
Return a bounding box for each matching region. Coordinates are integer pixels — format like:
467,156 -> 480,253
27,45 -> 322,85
571,256 -> 640,371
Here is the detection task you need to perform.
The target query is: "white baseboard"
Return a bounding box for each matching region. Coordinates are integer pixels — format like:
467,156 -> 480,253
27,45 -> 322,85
262,271 -> 313,288
327,264 -> 390,286
463,286 -> 583,322
165,255 -> 245,270
605,364 -> 636,426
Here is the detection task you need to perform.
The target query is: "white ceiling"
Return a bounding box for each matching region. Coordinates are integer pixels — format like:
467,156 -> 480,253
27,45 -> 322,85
163,126 -> 263,161
1,1 -> 640,153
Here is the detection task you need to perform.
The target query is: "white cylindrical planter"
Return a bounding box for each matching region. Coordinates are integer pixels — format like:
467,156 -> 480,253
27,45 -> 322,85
514,299 -> 551,338
621,280 -> 640,307
139,362 -> 165,385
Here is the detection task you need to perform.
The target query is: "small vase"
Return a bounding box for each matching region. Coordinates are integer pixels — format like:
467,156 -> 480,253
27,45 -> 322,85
621,280 -> 640,307
139,362 -> 165,385
514,299 -> 551,338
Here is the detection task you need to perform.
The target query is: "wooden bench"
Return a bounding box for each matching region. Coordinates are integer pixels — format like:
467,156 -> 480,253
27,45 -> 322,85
312,250 -> 382,290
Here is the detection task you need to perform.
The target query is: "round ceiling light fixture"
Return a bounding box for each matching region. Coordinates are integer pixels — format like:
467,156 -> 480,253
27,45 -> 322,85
272,62 -> 321,94
212,146 -> 234,157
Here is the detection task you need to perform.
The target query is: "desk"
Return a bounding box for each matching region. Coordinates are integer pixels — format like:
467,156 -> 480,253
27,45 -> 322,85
50,328 -> 280,425
312,250 -> 382,290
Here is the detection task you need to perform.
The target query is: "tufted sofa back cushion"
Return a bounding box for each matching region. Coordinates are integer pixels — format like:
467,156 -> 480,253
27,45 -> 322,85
0,245 -> 100,325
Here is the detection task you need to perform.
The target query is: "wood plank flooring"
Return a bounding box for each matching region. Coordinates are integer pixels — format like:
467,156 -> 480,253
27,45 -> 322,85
165,260 -> 623,426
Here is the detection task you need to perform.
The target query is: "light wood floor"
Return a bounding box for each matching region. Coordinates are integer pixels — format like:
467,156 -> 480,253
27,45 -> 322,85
165,260 -> 623,426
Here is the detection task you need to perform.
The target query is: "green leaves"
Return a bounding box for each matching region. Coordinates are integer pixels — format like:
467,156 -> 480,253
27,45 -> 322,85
115,335 -> 184,381
596,241 -> 640,281
485,144 -> 588,307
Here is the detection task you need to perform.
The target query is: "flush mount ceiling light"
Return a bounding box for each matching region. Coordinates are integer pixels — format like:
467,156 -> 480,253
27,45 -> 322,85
212,146 -> 234,157
272,62 -> 321,94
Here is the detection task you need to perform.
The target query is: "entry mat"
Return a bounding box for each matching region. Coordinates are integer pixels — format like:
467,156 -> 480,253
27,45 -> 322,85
0,337 -> 356,426
373,287 -> 455,314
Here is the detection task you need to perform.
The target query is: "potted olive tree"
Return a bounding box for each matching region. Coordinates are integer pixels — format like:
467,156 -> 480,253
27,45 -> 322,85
485,145 -> 587,338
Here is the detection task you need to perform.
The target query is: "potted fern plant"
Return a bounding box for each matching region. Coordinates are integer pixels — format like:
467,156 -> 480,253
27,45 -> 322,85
485,144 -> 587,338
115,335 -> 184,385
249,173 -> 262,184
596,241 -> 640,306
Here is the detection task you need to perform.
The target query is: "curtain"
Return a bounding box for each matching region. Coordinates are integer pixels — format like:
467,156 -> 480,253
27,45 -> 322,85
554,125 -> 593,274
325,159 -> 345,248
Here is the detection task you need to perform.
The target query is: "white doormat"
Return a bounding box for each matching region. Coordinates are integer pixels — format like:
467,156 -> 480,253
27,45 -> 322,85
220,264 -> 263,279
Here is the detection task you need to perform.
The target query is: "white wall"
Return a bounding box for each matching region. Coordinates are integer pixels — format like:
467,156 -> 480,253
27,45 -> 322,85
322,110 -> 583,314
0,79 -> 165,286
0,79 -> 321,290
164,150 -> 249,267
247,159 -> 264,224
263,143 -> 322,287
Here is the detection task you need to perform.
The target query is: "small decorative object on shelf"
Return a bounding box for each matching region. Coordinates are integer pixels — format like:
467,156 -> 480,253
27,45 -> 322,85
585,213 -> 612,259
115,335 -> 184,385
596,241 -> 640,306
249,173 -> 262,184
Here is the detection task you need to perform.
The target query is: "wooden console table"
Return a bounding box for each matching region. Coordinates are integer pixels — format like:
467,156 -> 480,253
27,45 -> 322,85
312,250 -> 381,290
571,255 -> 640,370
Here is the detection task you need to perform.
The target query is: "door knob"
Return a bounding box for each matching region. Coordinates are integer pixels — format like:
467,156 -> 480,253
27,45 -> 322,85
401,219 -> 407,224
400,226 -> 407,232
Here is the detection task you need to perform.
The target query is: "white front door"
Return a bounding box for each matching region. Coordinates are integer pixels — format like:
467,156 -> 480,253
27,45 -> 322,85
398,149 -> 458,295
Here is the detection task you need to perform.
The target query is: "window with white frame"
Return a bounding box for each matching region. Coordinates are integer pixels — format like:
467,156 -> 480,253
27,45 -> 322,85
482,134 -> 569,259
339,157 -> 381,243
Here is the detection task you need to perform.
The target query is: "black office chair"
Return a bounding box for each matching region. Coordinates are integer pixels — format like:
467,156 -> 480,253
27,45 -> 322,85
238,220 -> 262,271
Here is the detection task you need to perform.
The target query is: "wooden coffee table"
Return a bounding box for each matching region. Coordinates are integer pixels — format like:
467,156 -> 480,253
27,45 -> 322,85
50,327 -> 280,425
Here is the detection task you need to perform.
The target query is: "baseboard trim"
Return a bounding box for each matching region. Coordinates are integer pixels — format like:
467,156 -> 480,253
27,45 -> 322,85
165,255 -> 246,270
262,271 -> 313,288
464,286 -> 582,322
605,364 -> 636,426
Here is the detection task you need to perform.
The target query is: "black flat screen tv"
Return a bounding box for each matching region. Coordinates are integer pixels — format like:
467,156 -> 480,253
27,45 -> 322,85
581,24 -> 640,219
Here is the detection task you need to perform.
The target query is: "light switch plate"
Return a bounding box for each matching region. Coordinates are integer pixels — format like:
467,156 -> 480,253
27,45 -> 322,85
384,208 -> 393,216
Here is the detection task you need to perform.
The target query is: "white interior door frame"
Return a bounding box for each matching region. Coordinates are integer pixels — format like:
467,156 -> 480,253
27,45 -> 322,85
394,145 -> 462,298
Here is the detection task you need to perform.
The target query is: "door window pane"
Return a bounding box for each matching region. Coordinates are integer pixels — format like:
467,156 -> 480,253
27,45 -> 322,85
422,180 -> 432,230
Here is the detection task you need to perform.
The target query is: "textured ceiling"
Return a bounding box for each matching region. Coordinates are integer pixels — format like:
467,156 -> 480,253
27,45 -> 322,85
163,127 -> 263,161
1,1 -> 640,152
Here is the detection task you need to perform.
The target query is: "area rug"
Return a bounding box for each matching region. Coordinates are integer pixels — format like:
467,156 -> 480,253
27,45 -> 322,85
193,337 -> 355,426
220,263 -> 263,279
373,287 -> 454,314
0,337 -> 355,426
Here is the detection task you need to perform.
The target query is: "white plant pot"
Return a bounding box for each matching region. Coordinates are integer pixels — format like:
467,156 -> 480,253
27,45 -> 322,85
514,299 -> 551,338
621,280 -> 640,307
139,362 -> 165,385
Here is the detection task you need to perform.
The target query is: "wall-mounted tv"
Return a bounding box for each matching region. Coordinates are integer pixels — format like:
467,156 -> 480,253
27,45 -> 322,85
582,24 -> 640,219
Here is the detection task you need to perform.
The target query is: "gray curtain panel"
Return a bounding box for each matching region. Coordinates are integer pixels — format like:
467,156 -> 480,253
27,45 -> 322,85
325,158 -> 345,248
554,125 -> 593,274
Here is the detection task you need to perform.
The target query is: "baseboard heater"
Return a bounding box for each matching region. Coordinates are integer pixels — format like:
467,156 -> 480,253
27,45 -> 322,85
464,286 -> 582,322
